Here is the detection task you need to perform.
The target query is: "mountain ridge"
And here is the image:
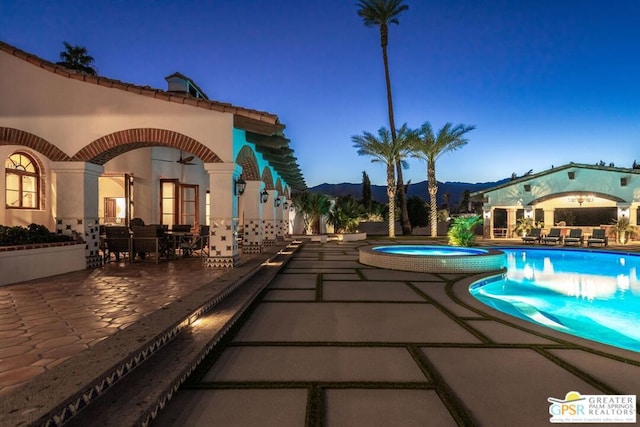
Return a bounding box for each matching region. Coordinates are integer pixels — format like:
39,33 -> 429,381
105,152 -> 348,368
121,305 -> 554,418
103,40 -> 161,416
307,178 -> 509,206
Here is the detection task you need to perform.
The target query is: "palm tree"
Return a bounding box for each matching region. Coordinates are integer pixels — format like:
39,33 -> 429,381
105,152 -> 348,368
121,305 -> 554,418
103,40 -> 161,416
356,0 -> 411,235
352,126 -> 411,238
56,41 -> 97,75
306,192 -> 332,234
291,191 -> 331,235
411,122 -> 475,237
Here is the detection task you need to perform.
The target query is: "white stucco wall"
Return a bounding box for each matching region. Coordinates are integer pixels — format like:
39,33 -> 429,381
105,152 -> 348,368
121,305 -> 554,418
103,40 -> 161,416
0,52 -> 234,161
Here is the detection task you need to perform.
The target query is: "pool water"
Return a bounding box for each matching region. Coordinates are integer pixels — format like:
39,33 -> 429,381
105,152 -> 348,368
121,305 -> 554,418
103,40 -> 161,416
373,245 -> 488,256
470,248 -> 640,353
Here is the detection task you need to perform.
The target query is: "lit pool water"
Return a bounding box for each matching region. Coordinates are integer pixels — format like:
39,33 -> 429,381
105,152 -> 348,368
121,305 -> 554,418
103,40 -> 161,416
374,245 -> 488,256
470,248 -> 640,353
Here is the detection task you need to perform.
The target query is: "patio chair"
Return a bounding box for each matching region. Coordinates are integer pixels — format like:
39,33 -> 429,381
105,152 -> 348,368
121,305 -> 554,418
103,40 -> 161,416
104,226 -> 131,262
130,217 -> 145,227
587,228 -> 608,247
542,228 -> 563,245
522,228 -> 542,244
132,225 -> 169,263
563,229 -> 584,246
171,224 -> 192,233
190,225 -> 210,257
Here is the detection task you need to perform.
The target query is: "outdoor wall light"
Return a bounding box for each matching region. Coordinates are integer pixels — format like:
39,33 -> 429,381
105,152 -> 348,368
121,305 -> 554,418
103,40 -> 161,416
283,201 -> 289,210
275,197 -> 281,207
235,178 -> 246,195
290,205 -> 295,211
260,189 -> 269,203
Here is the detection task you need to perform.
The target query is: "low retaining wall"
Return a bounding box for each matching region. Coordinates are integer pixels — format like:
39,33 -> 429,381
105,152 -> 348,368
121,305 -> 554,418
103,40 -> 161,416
0,242 -> 86,286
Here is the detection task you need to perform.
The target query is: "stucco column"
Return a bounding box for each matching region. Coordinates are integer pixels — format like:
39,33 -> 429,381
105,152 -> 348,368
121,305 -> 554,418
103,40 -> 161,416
543,208 -> 555,231
242,180 -> 265,254
51,162 -> 104,268
262,190 -> 278,246
506,208 -> 518,238
482,207 -> 492,238
204,163 -> 241,267
276,197 -> 287,240
629,205 -> 638,226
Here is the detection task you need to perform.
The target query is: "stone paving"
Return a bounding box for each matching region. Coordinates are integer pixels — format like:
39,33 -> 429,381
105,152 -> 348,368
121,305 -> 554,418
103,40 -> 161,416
0,256 -> 240,397
0,238 -> 639,426
154,239 -> 640,427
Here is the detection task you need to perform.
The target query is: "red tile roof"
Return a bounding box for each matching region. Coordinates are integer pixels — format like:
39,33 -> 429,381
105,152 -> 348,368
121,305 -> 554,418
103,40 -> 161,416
0,41 -> 284,136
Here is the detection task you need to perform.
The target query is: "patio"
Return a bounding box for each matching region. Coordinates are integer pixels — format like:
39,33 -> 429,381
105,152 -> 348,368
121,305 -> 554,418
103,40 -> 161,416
1,238 -> 639,426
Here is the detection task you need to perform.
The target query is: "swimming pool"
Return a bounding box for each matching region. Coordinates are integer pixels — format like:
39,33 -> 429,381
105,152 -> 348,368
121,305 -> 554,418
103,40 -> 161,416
470,248 -> 640,353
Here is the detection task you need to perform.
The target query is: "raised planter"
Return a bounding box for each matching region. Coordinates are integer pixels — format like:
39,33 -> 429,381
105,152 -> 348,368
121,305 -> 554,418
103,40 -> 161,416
0,242 -> 86,286
339,232 -> 367,242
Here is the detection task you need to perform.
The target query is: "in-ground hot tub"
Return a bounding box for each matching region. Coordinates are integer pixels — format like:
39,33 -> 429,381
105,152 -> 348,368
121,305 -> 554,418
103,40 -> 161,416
359,245 -> 506,273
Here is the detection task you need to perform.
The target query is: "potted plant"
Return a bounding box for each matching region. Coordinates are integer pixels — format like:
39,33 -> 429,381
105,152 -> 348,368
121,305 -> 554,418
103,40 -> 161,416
513,217 -> 543,237
612,217 -> 633,244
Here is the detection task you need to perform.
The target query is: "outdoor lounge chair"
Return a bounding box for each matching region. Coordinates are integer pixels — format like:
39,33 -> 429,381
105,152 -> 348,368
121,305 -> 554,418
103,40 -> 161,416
563,229 -> 583,246
104,226 -> 131,262
132,225 -> 169,263
587,228 -> 608,247
542,228 -> 563,245
522,228 -> 542,244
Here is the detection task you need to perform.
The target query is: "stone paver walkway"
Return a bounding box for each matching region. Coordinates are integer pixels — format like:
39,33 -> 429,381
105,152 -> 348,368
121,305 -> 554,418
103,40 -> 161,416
0,238 -> 639,426
154,239 -> 640,427
0,256 -> 245,397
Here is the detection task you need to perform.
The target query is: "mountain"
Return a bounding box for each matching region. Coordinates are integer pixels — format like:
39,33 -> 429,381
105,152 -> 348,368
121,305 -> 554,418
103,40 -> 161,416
308,178 -> 509,207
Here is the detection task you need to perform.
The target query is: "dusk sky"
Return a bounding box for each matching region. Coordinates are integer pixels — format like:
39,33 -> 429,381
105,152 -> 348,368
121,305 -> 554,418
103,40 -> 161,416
2,0 -> 639,188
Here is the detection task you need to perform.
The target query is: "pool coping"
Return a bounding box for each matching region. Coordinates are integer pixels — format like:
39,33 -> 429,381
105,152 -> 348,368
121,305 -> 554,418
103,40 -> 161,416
358,245 -> 506,273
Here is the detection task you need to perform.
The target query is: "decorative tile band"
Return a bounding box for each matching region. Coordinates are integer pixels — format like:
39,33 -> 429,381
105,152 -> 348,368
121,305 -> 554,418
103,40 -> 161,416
358,245 -> 506,273
242,243 -> 263,254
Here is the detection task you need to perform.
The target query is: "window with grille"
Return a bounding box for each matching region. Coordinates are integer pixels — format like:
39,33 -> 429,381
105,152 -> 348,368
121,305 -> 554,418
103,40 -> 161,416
5,152 -> 40,209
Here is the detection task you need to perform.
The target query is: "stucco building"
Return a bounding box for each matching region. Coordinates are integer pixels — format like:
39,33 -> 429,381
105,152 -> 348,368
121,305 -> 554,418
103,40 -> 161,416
473,163 -> 640,239
0,41 -> 305,268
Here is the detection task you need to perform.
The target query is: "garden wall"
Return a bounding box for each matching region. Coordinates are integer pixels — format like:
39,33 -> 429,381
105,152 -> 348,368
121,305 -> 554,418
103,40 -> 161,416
0,242 -> 86,286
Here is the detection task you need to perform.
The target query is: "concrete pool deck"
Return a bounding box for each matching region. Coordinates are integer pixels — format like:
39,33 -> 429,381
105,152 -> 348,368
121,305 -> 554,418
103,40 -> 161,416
1,238 -> 640,426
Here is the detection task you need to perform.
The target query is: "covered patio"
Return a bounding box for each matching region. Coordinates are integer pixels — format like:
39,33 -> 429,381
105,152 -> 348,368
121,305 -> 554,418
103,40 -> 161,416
473,163 -> 640,241
0,41 -> 305,279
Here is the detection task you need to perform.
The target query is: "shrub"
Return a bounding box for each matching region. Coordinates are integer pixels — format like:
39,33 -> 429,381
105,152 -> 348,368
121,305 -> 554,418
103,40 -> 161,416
0,224 -> 74,246
447,215 -> 483,247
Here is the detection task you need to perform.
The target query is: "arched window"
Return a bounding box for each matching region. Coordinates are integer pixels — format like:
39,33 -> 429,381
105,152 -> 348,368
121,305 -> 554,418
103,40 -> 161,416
5,152 -> 40,209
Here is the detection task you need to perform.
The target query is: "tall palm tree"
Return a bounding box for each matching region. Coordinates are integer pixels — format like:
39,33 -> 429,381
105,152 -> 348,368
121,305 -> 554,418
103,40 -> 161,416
356,0 -> 411,235
411,122 -> 475,237
352,126 -> 411,238
56,41 -> 97,75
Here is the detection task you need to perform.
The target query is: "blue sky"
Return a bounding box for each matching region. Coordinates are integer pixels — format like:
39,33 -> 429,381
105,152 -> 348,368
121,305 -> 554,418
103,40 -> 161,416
2,0 -> 639,187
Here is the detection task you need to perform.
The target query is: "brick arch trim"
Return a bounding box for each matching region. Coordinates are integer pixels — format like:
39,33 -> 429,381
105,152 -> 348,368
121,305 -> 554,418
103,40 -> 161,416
235,145 -> 260,181
72,128 -> 222,165
0,127 -> 71,161
261,167 -> 274,190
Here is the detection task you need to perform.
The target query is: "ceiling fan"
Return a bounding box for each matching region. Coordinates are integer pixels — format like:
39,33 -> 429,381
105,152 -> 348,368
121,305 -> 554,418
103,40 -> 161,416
176,151 -> 196,165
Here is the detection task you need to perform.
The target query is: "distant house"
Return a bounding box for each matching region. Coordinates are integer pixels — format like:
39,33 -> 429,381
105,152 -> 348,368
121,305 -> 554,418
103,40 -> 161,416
0,41 -> 305,268
472,163 -> 639,239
